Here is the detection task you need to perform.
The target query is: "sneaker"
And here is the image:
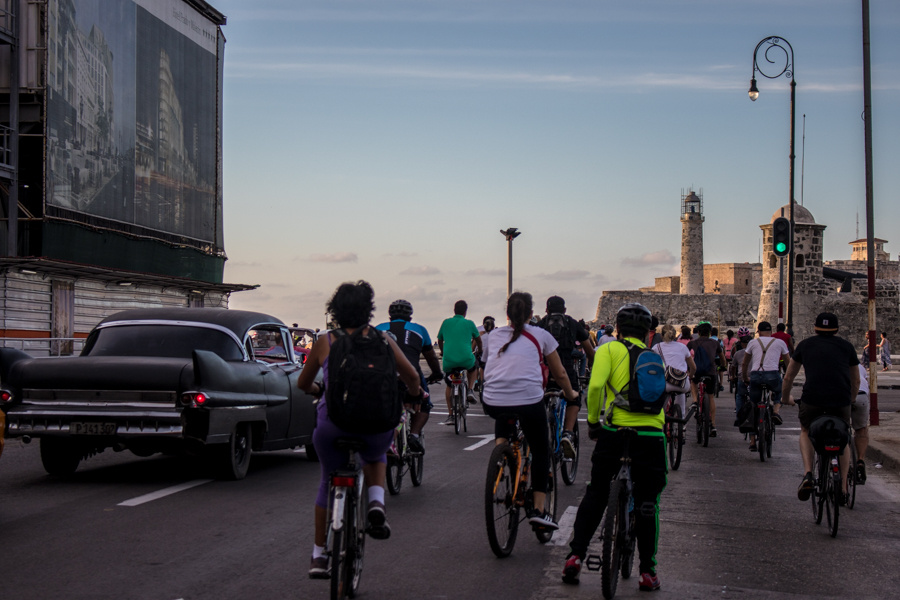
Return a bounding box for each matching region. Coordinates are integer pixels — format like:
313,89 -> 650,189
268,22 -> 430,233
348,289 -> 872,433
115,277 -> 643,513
561,431 -> 576,459
857,460 -> 867,485
408,435 -> 424,454
387,441 -> 399,458
797,472 -> 814,501
639,572 -> 661,591
527,509 -> 559,531
749,443 -> 757,452
772,413 -> 784,425
709,427 -> 717,438
309,556 -> 330,579
441,414 -> 455,425
562,554 -> 582,585
366,501 -> 391,540
467,389 -> 477,404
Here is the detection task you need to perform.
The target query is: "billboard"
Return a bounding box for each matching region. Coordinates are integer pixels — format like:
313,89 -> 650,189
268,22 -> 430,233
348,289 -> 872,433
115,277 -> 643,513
46,0 -> 221,245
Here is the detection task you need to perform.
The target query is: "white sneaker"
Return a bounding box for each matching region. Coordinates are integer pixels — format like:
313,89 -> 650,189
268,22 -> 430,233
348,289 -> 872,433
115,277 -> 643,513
528,510 -> 559,530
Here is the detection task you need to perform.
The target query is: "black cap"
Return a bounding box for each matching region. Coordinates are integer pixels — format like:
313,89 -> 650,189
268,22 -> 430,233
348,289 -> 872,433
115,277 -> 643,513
547,296 -> 566,313
815,312 -> 839,333
757,321 -> 773,332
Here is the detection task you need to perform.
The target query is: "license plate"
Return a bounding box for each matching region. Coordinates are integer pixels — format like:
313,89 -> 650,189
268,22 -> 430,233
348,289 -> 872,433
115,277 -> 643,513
70,422 -> 117,436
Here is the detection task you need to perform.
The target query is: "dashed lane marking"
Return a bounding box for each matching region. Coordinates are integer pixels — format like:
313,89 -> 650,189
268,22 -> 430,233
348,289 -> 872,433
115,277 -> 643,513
549,505 -> 578,546
464,434 -> 495,451
118,479 -> 214,507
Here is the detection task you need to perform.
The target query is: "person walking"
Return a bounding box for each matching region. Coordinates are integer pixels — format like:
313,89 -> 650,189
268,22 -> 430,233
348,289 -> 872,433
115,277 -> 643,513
878,332 -> 892,372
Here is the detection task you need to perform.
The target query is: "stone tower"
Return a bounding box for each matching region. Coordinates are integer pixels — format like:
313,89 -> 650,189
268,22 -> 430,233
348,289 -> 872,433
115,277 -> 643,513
758,204 -> 827,340
680,190 -> 704,294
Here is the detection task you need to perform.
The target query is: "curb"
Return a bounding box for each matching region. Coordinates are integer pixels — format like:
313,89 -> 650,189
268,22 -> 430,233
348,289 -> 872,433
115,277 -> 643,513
866,439 -> 900,472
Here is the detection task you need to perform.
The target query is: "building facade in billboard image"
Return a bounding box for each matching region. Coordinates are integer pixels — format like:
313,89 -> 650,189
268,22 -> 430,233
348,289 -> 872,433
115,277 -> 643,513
46,0 -> 220,245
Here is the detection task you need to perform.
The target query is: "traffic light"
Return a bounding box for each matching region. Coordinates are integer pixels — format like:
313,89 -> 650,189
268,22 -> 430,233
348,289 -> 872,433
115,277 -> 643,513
772,217 -> 791,257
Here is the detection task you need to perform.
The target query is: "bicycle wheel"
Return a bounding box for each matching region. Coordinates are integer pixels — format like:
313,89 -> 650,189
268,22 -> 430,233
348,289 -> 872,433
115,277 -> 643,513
536,452 -> 558,544
484,443 -> 520,558
620,505 -> 636,580
463,397 -> 468,433
847,442 -> 857,510
561,421 -> 580,485
347,480 -> 367,598
331,498 -> 352,600
811,453 -> 824,524
757,409 -> 767,463
670,404 -> 683,471
825,462 -> 840,538
765,410 -> 774,459
601,479 -> 625,600
386,455 -> 403,496
701,397 -> 710,448
695,397 -> 703,444
453,386 -> 463,435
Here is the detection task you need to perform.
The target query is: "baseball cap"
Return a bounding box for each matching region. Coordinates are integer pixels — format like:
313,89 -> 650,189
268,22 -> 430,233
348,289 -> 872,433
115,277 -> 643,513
757,321 -> 773,332
547,296 -> 566,313
815,312 -> 839,333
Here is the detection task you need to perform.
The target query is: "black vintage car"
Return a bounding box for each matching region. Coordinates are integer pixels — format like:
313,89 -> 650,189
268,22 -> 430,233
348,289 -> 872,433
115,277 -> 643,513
0,308 -> 319,479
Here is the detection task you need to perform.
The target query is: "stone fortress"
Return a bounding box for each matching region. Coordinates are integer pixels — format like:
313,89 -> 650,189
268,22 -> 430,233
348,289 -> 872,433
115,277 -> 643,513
593,190 -> 900,347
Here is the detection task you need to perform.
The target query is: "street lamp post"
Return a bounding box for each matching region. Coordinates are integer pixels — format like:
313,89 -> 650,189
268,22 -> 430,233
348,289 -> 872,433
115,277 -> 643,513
500,228 -> 521,298
749,36 -> 796,336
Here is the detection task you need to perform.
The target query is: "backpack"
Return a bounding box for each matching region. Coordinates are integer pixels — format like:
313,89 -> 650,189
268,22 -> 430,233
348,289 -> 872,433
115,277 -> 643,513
326,327 -> 401,434
541,314 -> 576,356
808,415 -> 851,454
693,344 -> 715,376
607,341 -> 668,417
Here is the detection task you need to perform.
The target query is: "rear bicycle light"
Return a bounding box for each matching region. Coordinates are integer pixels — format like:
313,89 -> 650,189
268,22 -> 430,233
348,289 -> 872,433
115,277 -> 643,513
0,390 -> 12,402
332,475 -> 357,487
824,446 -> 840,452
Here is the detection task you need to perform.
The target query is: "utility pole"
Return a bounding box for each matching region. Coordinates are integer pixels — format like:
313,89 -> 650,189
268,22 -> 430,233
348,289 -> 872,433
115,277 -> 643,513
862,0 -> 879,425
500,228 -> 521,298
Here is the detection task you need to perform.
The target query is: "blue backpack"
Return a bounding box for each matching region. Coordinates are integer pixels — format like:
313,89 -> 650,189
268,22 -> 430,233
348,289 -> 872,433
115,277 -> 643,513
608,341 -> 668,416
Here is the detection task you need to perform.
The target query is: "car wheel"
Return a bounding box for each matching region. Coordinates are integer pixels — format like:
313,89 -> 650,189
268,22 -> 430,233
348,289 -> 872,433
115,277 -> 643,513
40,437 -> 81,476
305,443 -> 320,462
217,423 -> 252,480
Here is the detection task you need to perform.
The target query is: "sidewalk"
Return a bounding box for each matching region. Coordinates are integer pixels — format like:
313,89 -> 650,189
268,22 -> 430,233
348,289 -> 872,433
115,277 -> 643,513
868,411 -> 900,472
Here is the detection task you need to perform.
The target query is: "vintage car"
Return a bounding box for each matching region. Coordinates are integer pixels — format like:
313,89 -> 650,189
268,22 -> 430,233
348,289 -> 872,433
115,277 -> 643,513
0,308 -> 319,480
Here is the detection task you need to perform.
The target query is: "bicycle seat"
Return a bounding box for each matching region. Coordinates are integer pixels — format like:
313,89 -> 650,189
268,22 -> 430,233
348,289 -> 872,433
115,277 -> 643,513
334,437 -> 368,453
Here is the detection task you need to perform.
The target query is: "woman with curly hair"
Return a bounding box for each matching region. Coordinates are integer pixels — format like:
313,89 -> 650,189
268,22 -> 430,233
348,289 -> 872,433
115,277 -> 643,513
297,280 -> 422,579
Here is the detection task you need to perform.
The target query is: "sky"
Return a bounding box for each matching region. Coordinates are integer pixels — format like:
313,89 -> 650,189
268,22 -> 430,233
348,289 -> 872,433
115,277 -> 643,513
212,0 -> 900,336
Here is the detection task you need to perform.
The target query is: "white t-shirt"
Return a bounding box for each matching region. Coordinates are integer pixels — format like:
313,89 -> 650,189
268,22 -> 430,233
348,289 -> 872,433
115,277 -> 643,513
745,337 -> 790,372
598,334 -> 616,346
482,324 -> 559,407
858,364 -> 870,396
652,341 -> 692,372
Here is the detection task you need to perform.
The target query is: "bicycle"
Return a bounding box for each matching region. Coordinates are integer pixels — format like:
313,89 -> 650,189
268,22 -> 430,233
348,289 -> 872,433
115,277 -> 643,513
809,415 -> 849,538
547,389 -> 579,485
484,403 -> 558,557
755,384 -> 776,462
327,438 -> 369,600
694,377 -> 712,447
846,427 -> 858,510
663,392 -> 684,470
446,368 -> 468,435
386,406 -> 425,496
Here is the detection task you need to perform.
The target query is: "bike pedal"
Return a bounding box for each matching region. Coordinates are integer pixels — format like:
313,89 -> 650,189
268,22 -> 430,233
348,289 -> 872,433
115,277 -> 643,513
585,555 -> 601,571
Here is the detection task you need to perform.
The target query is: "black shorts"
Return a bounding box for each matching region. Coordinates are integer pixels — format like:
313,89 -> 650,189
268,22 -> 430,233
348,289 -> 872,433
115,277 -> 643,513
692,374 -> 716,390
798,403 -> 851,430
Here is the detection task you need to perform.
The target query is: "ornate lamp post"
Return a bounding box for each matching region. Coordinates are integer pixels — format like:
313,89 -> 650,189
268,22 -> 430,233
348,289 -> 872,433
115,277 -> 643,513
500,228 -> 521,298
749,36 -> 796,336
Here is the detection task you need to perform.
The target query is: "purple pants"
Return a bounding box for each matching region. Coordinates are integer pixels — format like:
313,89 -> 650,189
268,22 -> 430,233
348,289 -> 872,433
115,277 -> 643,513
312,402 -> 393,508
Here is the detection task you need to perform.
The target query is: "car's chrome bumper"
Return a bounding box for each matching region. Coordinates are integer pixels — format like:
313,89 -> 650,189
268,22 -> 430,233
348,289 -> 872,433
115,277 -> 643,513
5,401 -> 184,438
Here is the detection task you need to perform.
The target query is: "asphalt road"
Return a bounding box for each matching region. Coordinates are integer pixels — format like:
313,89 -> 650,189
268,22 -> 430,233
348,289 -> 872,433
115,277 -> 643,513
2,386 -> 900,600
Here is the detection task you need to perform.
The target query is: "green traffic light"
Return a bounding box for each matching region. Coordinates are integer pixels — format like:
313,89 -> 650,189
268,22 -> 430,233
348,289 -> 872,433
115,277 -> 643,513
776,242 -> 787,253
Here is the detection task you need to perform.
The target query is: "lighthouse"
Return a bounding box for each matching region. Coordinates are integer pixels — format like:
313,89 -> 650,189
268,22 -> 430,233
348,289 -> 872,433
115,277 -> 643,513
680,190 -> 705,295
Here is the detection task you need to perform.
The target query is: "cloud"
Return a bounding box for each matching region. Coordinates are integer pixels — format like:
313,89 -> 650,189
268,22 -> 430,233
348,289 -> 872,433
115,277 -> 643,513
537,270 -> 591,281
466,268 -> 505,276
264,283 -> 292,289
398,251 -> 419,257
425,279 -> 445,285
621,250 -> 677,268
308,252 -> 358,263
227,260 -> 262,268
400,266 -> 441,276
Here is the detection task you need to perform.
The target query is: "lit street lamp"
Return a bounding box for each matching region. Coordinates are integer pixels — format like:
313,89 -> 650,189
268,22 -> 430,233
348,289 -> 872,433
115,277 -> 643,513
749,36 -> 796,336
500,228 -> 521,298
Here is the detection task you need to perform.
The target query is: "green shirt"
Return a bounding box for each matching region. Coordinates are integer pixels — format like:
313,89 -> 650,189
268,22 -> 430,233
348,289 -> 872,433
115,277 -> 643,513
586,337 -> 664,432
437,315 -> 479,371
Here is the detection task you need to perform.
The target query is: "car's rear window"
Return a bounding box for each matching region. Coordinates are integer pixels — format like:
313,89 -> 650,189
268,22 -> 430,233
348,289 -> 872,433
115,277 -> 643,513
83,325 -> 244,361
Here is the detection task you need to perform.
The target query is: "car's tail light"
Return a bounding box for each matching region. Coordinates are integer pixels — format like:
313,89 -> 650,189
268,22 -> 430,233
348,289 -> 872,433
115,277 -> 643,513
0,390 -> 12,402
180,392 -> 208,407
332,475 -> 356,488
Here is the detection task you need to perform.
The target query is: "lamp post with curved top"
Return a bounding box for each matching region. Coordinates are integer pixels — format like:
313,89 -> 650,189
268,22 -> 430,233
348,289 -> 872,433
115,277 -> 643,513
500,228 -> 521,298
749,36 -> 796,336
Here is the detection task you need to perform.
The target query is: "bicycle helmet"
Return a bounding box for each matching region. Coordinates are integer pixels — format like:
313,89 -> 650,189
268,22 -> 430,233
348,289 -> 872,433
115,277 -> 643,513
616,303 -> 652,332
483,316 -> 496,332
388,299 -> 413,321
737,326 -> 751,338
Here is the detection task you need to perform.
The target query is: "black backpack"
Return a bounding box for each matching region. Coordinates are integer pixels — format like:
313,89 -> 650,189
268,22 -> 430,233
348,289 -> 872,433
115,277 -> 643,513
542,314 -> 576,356
326,327 -> 401,434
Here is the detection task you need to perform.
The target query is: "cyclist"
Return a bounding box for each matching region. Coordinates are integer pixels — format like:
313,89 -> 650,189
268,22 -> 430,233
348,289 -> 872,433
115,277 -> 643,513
688,322 -> 727,437
711,326 -> 726,392
481,292 -> 578,530
376,299 -> 443,453
852,363 -> 870,484
537,296 -> 595,457
597,324 -> 616,346
297,281 -> 423,578
722,329 -> 737,389
772,323 -> 794,374
741,321 -> 790,426
652,324 -> 696,419
563,304 -> 667,592
647,316 -> 663,348
782,313 -> 859,503
437,300 -> 482,422
730,328 -> 757,449
475,316 -> 496,396
677,325 -> 692,346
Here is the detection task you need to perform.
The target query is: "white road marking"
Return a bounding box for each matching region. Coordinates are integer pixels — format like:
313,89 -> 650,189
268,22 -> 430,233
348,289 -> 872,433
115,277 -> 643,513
118,480 -> 214,507
431,411 -> 487,418
549,505 -> 578,546
464,434 -> 495,451
780,427 -> 801,431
